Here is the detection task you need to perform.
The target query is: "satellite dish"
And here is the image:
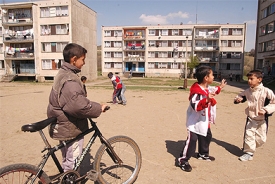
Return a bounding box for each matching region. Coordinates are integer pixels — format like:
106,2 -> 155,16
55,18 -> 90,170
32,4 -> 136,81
3,9 -> 7,14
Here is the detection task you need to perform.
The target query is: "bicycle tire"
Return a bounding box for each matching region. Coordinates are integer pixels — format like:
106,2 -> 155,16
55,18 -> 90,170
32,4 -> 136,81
93,135 -> 142,184
0,163 -> 51,184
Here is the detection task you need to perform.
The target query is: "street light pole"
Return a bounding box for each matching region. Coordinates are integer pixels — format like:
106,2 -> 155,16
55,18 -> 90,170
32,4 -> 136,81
183,36 -> 188,89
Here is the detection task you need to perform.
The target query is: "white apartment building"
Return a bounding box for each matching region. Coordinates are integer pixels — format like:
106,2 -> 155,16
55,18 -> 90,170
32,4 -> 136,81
101,24 -> 246,79
0,0 -> 97,82
254,0 -> 275,75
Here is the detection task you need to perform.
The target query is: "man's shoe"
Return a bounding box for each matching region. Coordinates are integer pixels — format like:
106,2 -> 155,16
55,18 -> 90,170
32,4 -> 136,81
239,153 -> 253,161
178,160 -> 192,172
197,153 -> 215,161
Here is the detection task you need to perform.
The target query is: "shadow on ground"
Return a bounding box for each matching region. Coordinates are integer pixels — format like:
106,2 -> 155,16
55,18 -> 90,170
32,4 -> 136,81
212,137 -> 243,157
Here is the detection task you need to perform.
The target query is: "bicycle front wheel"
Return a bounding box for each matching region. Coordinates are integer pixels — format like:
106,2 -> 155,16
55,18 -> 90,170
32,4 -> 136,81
93,135 -> 142,184
0,163 -> 51,184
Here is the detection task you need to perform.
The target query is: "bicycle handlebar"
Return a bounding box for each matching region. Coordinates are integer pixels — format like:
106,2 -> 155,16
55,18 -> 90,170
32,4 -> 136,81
103,106 -> 110,112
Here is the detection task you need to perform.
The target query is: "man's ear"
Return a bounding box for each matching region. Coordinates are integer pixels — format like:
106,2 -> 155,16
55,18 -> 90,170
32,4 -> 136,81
70,56 -> 77,64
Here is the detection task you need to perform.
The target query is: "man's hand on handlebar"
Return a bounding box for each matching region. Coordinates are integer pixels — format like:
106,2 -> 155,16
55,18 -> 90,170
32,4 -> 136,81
101,105 -> 110,112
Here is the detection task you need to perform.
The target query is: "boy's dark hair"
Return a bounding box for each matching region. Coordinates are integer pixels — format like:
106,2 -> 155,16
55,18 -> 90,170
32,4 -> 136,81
195,65 -> 212,84
247,70 -> 263,79
107,72 -> 113,78
81,76 -> 87,81
63,43 -> 87,63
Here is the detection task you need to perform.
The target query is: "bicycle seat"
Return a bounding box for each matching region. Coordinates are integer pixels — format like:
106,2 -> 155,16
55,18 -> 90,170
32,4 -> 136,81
21,117 -> 57,132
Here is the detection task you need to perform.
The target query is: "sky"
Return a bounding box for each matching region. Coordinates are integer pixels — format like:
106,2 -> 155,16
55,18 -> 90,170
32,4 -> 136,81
4,0 -> 258,51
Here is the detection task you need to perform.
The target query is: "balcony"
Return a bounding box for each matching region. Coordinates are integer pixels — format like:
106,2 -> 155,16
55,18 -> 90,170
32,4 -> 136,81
2,16 -> 33,26
4,51 -> 34,60
197,57 -> 219,63
194,46 -> 219,51
124,54 -> 145,61
3,33 -> 34,43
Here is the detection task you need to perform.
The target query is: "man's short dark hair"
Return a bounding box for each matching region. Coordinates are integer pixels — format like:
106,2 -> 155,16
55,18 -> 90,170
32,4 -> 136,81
247,70 -> 263,79
107,72 -> 113,78
63,43 -> 87,63
195,65 -> 212,84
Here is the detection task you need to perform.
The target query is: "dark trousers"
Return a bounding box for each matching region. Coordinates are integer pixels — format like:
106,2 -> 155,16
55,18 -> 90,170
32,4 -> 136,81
179,128 -> 212,162
112,88 -> 122,103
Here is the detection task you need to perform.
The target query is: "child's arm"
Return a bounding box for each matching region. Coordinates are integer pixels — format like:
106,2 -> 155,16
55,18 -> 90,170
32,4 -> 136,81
261,88 -> 275,115
214,79 -> 227,94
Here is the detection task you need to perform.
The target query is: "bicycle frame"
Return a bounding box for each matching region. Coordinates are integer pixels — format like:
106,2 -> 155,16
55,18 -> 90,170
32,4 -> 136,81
33,118 -> 122,183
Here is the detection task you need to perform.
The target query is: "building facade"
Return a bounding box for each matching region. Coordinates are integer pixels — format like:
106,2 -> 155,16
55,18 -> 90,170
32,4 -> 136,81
0,0 -> 97,82
254,0 -> 275,76
101,24 -> 246,79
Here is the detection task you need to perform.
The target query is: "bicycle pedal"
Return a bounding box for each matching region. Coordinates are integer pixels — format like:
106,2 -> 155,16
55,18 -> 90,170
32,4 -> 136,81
86,169 -> 98,181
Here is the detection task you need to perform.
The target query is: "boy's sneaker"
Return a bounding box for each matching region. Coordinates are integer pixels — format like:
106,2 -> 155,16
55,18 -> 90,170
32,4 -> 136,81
197,153 -> 215,161
178,160 -> 192,172
239,153 -> 253,161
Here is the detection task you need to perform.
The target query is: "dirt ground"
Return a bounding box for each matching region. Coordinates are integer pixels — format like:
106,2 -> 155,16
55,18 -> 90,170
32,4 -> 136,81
0,79 -> 274,184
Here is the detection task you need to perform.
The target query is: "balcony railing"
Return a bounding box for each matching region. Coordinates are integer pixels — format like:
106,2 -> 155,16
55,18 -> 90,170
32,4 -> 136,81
194,46 -> 219,51
3,33 -> 34,42
2,16 -> 33,25
197,57 -> 219,62
4,51 -> 34,59
124,55 -> 145,61
195,34 -> 219,39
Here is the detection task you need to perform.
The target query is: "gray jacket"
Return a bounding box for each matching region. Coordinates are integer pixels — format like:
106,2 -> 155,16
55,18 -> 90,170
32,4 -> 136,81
47,62 -> 102,140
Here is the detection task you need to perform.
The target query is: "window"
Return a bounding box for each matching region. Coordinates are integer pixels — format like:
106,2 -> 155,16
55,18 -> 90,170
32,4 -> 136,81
104,62 -> 111,69
0,60 -> 4,69
0,44 -> 3,54
114,52 -> 122,58
114,62 -> 122,68
161,41 -> 168,47
104,41 -> 111,47
271,3 -> 275,14
148,62 -> 155,68
232,29 -> 242,35
105,52 -> 111,58
114,30 -> 122,37
158,62 -> 167,68
232,40 -> 242,47
158,52 -> 168,58
114,41 -> 122,48
257,59 -> 263,69
40,6 -> 68,17
172,29 -> 179,35
105,31 -> 111,37
260,26 -> 266,35
160,29 -> 168,36
42,59 -> 62,70
171,41 -> 178,47
149,41 -> 155,47
266,40 -> 275,51
262,8 -> 268,18
41,24 -> 69,35
171,62 -> 178,69
148,52 -> 155,58
221,28 -> 228,35
42,42 -> 67,52
148,29 -> 155,35
267,22 -> 274,33
219,63 -> 240,70
221,40 -> 227,47
182,29 -> 192,36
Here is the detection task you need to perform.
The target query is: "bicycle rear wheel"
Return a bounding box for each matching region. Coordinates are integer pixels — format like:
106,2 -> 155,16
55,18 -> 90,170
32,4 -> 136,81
0,163 -> 51,184
93,135 -> 142,184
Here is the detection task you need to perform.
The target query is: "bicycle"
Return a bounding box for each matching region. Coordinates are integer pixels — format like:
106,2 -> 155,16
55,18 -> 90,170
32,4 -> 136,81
0,106 -> 142,184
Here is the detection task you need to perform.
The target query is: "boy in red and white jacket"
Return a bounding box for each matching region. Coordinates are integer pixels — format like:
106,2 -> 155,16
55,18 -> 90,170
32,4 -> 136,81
178,66 -> 226,172
108,72 -> 122,104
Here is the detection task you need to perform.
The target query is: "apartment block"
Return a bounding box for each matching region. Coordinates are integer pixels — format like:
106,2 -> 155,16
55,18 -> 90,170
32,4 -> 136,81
0,0 -> 97,82
254,0 -> 275,76
101,24 -> 246,79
